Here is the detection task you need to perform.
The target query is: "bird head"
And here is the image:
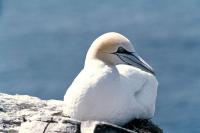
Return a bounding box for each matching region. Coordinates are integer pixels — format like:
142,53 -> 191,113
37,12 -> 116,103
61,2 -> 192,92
85,32 -> 155,75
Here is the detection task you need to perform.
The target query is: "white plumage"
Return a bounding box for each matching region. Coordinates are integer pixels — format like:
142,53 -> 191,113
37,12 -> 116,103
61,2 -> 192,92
63,32 -> 158,125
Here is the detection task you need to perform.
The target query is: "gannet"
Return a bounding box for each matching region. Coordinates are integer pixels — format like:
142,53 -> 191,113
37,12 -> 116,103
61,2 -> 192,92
63,32 -> 158,125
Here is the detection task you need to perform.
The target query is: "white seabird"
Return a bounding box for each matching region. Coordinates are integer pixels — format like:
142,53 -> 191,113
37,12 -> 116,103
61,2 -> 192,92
63,32 -> 158,125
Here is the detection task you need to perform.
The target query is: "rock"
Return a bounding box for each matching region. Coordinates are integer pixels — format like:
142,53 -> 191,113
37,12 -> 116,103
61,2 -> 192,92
124,119 -> 163,133
0,93 -> 163,133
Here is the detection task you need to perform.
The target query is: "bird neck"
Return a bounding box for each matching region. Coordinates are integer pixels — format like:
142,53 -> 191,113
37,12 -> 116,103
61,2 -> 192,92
84,59 -> 118,72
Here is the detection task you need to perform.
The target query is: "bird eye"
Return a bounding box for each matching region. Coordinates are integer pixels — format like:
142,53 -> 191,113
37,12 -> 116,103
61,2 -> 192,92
116,47 -> 132,54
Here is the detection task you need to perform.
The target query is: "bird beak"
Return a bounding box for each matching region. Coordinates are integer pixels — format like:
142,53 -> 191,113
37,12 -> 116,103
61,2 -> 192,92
116,52 -> 155,75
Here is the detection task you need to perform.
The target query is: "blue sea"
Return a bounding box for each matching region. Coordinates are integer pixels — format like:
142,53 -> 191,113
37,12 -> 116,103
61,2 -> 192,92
0,0 -> 200,132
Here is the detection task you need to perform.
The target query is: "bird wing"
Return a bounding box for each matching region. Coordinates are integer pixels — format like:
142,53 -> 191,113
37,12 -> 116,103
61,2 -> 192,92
63,65 -> 129,123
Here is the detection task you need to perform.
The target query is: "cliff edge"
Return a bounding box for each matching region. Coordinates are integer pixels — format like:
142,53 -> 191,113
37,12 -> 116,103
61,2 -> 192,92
0,93 -> 163,133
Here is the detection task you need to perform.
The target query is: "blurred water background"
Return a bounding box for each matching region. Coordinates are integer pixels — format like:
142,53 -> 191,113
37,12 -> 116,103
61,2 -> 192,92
0,0 -> 200,132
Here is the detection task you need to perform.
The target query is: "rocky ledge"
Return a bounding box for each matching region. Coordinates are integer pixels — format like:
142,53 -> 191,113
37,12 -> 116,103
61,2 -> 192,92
0,93 -> 163,133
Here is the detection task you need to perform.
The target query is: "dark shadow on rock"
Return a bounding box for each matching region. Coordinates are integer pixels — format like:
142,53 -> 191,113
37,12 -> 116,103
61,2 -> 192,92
124,119 -> 163,133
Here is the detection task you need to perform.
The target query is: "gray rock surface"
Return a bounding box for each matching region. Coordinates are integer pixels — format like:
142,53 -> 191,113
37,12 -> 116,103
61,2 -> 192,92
0,93 -> 162,133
